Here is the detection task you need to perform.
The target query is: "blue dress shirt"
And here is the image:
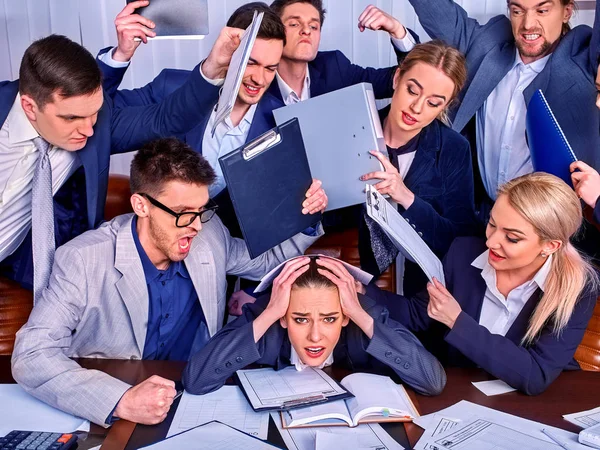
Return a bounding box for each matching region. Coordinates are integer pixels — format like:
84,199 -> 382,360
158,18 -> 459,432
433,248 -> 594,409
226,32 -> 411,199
131,217 -> 210,361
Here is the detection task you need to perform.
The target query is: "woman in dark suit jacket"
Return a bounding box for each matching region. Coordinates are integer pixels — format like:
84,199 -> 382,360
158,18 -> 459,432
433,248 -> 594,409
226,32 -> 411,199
364,173 -> 599,395
359,41 -> 477,296
182,257 -> 446,397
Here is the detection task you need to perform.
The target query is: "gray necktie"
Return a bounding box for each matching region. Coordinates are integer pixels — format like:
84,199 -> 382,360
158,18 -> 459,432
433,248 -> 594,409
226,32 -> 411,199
32,137 -> 55,303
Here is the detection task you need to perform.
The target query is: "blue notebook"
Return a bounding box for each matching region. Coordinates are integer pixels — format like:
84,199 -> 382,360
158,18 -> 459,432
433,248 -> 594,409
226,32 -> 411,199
219,118 -> 320,258
526,89 -> 577,186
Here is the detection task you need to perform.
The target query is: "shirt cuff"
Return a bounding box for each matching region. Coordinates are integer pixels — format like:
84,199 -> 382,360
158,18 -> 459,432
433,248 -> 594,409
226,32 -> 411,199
98,47 -> 131,69
199,60 -> 225,87
391,29 -> 416,52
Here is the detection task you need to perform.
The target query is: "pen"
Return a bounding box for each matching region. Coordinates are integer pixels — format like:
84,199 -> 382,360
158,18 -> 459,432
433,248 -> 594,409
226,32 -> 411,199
542,428 -> 571,450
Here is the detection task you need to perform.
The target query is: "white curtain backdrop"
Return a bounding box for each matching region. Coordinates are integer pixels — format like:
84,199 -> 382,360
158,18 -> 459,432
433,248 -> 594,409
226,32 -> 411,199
0,0 -> 595,174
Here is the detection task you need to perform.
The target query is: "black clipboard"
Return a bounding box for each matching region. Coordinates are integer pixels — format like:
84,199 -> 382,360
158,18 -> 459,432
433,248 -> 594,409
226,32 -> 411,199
219,118 -> 320,258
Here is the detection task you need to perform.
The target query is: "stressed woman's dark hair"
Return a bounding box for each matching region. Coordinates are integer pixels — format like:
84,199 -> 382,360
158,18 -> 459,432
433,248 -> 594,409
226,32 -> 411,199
292,257 -> 336,290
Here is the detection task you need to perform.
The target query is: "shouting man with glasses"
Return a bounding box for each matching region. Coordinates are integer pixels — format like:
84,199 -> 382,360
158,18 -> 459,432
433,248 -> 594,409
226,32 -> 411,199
11,137 -> 323,428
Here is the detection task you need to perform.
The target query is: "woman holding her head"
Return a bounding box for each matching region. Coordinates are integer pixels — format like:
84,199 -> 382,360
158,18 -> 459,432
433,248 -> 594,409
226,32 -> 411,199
359,41 -> 477,295
182,257 -> 446,396
364,173 -> 599,395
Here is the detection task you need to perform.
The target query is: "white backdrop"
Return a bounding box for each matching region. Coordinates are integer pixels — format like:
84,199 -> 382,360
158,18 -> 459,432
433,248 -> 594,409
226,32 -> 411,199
0,0 -> 595,174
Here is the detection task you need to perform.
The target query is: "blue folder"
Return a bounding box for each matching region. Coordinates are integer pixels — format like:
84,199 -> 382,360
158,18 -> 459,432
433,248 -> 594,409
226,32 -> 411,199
219,118 -> 320,258
526,89 -> 577,186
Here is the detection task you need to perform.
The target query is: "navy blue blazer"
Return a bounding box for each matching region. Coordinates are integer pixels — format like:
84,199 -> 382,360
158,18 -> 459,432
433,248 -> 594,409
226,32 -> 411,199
365,237 -> 598,395
360,109 -> 477,295
266,49 -> 397,102
0,62 -> 220,288
182,294 -> 446,396
407,0 -> 600,173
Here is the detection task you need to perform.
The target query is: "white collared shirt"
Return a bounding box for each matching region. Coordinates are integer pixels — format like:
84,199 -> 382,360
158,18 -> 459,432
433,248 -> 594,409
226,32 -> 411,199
276,71 -> 311,105
290,346 -> 334,371
0,95 -> 79,262
477,51 -> 550,199
202,103 -> 258,197
471,250 -> 552,336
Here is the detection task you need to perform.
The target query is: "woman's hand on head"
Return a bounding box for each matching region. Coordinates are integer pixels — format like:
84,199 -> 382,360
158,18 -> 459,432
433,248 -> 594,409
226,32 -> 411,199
315,258 -> 374,338
361,151 -> 415,209
426,278 -> 462,328
253,257 -> 311,342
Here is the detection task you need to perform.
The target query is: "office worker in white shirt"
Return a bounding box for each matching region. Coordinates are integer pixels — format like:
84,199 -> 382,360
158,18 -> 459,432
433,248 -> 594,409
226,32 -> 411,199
391,0 -> 600,221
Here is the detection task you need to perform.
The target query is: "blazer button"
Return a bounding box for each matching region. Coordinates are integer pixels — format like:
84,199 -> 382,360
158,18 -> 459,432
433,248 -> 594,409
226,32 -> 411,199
404,362 -> 411,369
418,232 -> 423,237
236,356 -> 243,363
130,356 -> 138,360
384,351 -> 393,358
412,224 -> 416,229
395,357 -> 402,365
226,361 -> 232,368
215,368 -> 222,374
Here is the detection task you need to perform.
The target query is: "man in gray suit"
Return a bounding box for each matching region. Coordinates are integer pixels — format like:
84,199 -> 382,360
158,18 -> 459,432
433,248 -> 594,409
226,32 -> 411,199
11,138 -> 324,427
392,0 -> 600,216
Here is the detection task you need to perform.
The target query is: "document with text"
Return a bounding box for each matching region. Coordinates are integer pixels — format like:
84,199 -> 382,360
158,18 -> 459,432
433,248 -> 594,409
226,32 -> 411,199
563,406 -> 600,428
167,386 -> 269,440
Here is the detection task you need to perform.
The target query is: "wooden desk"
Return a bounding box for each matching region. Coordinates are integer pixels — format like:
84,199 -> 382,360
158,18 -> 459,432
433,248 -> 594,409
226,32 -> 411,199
2,356 -> 599,449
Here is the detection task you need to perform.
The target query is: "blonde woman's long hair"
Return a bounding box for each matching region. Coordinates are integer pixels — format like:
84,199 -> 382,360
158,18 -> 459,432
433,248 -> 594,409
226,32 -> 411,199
498,173 -> 598,345
396,40 -> 467,127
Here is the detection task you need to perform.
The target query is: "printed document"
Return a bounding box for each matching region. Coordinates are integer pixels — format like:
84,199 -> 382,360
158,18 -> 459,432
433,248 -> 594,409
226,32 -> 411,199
563,406 -> 600,428
212,11 -> 264,135
365,184 -> 445,284
167,386 -> 269,440
143,421 -> 278,449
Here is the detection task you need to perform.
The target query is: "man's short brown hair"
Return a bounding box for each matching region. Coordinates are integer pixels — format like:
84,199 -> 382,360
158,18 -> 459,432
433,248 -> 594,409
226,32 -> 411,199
227,2 -> 287,46
270,0 -> 327,26
19,34 -> 102,109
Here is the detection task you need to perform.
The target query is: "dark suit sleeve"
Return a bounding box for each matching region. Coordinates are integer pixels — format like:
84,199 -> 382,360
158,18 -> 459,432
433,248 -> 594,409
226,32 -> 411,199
332,50 -> 396,99
361,303 -> 446,395
96,47 -> 128,97
591,0 -> 600,73
182,300 -> 275,395
111,69 -> 191,109
444,286 -> 598,395
108,64 -> 219,154
364,283 -> 433,333
402,133 -> 477,255
407,0 -> 489,54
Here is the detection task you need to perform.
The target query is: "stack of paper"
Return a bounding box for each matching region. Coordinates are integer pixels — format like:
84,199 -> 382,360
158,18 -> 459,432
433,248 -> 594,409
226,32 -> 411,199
413,400 -> 589,450
563,406 -> 600,428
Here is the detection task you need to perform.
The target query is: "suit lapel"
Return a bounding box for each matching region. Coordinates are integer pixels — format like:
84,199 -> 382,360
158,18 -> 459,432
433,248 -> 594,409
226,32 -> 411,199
114,216 -> 149,356
78,136 -> 99,228
184,242 -> 219,337
184,102 -> 216,155
246,95 -> 280,143
454,44 -> 516,132
308,64 -> 326,98
403,122 -> 439,189
505,289 -> 542,344
0,81 -> 19,127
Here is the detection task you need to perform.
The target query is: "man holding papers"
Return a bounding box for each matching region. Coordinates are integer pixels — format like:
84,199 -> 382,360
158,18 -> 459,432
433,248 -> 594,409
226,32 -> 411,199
183,257 -> 446,397
11,139 -> 323,427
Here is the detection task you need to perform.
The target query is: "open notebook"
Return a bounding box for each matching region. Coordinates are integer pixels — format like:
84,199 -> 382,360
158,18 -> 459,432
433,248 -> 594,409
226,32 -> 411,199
280,373 -> 419,428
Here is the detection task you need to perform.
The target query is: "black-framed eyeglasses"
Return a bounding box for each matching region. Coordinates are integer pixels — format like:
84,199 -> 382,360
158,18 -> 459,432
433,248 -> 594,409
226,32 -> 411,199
140,193 -> 219,228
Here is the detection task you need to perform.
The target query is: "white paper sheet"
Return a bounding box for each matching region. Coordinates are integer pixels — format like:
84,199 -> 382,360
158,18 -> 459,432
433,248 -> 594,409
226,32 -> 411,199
271,412 -> 403,450
144,421 -> 277,449
167,386 -> 269,440
365,184 -> 445,284
414,401 -> 587,450
236,366 -> 348,409
0,384 -> 89,438
212,11 -> 264,135
563,405 -> 600,428
255,255 -> 373,293
471,379 -> 517,396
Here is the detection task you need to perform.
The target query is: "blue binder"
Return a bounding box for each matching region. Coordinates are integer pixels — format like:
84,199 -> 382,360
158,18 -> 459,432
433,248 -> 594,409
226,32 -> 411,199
526,89 -> 577,186
219,118 -> 320,258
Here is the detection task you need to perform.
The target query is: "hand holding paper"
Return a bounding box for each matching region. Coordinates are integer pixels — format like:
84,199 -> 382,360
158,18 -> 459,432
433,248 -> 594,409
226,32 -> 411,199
426,278 -> 463,329
362,150 -> 415,209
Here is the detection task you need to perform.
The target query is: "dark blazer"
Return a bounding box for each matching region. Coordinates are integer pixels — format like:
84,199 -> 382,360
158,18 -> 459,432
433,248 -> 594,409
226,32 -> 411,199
182,294 -> 447,397
365,237 -> 598,395
0,62 -> 220,288
266,49 -> 397,102
360,110 -> 477,296
407,0 -> 600,201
